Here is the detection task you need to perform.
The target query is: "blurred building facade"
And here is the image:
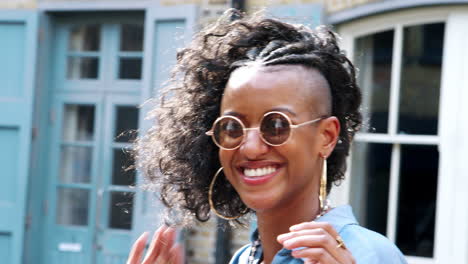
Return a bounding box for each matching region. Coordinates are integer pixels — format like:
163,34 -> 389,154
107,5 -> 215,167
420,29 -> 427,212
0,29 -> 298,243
1,0 -> 467,263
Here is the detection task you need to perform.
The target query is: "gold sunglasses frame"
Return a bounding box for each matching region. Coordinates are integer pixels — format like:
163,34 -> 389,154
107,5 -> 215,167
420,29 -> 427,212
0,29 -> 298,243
205,111 -> 325,150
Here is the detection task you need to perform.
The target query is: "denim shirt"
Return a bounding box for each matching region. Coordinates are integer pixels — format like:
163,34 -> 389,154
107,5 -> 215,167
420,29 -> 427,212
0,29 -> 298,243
229,205 -> 408,264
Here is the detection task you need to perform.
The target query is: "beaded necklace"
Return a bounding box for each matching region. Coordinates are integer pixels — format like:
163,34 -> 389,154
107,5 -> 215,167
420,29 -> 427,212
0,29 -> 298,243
247,200 -> 331,264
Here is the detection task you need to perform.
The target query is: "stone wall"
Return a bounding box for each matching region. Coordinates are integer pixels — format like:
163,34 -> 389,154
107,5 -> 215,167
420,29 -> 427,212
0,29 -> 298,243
184,217 -> 250,264
325,0 -> 376,13
0,0 -> 36,8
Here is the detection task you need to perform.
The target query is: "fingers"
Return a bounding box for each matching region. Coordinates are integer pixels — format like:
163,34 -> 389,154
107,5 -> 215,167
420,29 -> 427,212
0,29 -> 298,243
128,226 -> 183,264
143,226 -> 177,264
127,232 -> 149,264
278,222 -> 355,264
292,247 -> 340,264
169,243 -> 185,264
142,226 -> 166,263
282,233 -> 348,263
277,229 -> 323,243
290,222 -> 339,237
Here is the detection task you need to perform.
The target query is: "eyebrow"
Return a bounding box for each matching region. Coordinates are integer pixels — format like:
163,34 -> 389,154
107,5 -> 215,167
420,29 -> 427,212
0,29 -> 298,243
222,107 -> 297,117
270,107 -> 297,117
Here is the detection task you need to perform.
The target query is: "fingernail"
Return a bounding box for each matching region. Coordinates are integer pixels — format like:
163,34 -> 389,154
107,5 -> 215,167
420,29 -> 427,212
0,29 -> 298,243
138,231 -> 149,241
290,225 -> 299,231
277,233 -> 291,242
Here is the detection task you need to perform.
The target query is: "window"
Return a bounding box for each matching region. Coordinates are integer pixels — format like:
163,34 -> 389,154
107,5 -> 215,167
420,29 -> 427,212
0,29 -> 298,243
61,21 -> 145,89
336,9 -> 451,264
352,22 -> 443,258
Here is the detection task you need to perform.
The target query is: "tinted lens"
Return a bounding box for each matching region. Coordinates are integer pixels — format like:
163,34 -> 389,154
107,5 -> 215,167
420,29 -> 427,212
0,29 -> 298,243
260,113 -> 291,145
213,117 -> 244,149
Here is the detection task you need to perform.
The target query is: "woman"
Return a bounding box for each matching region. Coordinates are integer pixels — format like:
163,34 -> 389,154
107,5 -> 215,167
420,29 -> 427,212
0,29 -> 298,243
128,9 -> 407,264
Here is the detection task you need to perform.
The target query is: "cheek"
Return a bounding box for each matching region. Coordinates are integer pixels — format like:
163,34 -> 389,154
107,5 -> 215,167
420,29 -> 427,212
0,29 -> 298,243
218,150 -> 237,185
287,134 -> 320,162
218,150 -> 226,166
218,150 -> 233,170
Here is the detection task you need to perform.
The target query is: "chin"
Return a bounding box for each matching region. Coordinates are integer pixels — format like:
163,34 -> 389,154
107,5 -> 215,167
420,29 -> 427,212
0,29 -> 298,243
238,192 -> 280,213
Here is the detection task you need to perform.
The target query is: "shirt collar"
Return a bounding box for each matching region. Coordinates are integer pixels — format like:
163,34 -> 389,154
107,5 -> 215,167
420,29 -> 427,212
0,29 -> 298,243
249,205 -> 358,243
247,205 -> 359,263
315,205 -> 359,233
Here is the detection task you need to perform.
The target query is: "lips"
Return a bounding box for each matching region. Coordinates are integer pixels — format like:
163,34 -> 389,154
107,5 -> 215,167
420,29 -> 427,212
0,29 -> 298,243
237,161 -> 283,185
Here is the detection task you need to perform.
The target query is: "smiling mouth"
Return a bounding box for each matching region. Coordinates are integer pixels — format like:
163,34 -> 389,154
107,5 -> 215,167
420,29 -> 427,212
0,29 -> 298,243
243,166 -> 278,177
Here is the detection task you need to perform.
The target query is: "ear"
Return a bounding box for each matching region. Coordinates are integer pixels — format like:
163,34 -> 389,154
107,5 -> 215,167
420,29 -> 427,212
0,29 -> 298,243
318,116 -> 340,158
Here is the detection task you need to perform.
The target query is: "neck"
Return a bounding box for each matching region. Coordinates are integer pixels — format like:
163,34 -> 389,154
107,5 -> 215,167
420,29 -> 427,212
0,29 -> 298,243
255,191 -> 321,264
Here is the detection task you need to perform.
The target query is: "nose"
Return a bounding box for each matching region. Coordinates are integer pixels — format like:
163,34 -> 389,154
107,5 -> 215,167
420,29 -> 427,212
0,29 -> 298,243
239,128 -> 269,159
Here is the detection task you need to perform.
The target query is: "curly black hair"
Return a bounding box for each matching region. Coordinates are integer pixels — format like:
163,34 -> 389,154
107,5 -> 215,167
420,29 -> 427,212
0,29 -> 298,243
136,9 -> 362,225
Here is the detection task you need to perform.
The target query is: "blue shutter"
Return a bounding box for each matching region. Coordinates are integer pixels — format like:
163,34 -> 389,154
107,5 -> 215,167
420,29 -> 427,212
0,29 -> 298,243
0,10 -> 38,264
132,4 -> 197,239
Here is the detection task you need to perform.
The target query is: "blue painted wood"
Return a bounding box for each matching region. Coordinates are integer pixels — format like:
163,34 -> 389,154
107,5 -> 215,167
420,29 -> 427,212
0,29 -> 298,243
45,96 -> 101,264
0,10 -> 38,264
42,14 -> 144,264
24,12 -> 55,264
96,95 -> 139,264
0,233 -> 12,264
133,3 -> 197,244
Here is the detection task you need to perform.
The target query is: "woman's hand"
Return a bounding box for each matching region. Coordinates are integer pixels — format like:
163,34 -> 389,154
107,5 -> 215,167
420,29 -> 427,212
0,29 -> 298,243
277,222 -> 355,264
127,225 -> 184,264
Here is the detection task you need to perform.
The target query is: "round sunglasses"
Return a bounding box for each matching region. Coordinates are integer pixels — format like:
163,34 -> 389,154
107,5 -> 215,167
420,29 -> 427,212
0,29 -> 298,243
205,111 -> 326,150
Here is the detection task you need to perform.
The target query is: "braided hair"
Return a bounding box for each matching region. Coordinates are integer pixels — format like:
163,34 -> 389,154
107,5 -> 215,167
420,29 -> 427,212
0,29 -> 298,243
136,9 -> 362,225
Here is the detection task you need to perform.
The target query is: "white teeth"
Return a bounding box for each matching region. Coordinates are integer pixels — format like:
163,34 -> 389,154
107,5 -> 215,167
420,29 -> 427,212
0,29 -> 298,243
243,166 -> 277,177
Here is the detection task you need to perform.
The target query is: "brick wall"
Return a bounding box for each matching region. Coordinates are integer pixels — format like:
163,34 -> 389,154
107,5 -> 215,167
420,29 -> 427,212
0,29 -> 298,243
230,224 -> 251,256
184,217 -> 250,264
185,219 -> 217,264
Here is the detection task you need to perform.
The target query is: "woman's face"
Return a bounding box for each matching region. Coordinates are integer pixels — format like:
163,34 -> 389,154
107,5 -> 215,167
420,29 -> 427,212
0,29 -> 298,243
219,65 -> 338,213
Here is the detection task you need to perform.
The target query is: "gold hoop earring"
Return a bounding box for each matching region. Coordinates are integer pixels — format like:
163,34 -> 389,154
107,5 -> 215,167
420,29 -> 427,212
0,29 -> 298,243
208,167 -> 247,220
319,158 -> 328,211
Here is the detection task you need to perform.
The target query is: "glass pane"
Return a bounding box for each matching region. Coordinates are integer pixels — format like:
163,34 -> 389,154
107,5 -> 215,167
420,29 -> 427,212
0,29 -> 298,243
398,23 -> 444,135
57,188 -> 89,226
108,191 -> 134,229
120,24 -> 144,51
396,145 -> 438,257
62,105 -> 95,141
351,142 -> 391,236
69,24 -> 100,51
355,30 -> 394,133
114,106 -> 139,142
112,149 -> 136,186
59,146 -> 92,184
67,57 -> 99,79
118,58 -> 142,80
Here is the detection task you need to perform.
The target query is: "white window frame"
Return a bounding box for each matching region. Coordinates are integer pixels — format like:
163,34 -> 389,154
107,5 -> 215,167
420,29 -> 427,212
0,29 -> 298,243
329,6 -> 468,264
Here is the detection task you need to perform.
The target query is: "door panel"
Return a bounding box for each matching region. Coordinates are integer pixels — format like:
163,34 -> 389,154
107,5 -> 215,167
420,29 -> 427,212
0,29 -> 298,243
47,99 -> 100,264
96,97 -> 139,264
45,14 -> 145,263
0,11 -> 38,264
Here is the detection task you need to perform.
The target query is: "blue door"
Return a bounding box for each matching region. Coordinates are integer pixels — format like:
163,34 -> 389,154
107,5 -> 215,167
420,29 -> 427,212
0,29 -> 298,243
0,10 -> 38,264
43,14 -> 144,264
40,6 -> 198,263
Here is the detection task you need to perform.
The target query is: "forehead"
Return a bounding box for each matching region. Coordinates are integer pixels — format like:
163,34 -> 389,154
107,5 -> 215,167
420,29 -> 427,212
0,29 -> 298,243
221,65 -> 329,117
